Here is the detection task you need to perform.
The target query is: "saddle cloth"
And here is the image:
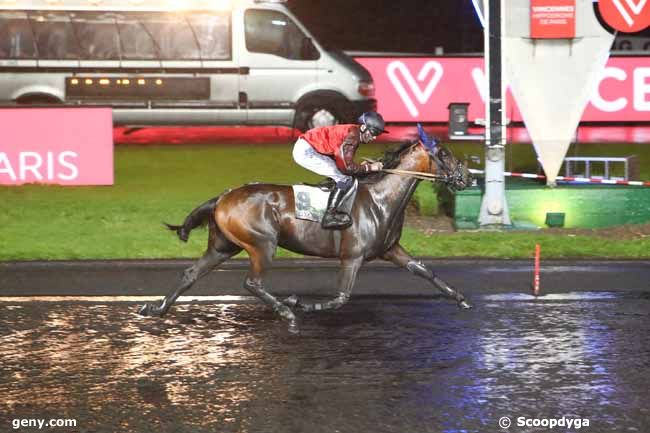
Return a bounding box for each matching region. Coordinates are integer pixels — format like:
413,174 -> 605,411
292,179 -> 358,222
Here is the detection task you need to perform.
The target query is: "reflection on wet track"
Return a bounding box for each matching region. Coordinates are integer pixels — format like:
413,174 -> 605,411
1,292 -> 649,432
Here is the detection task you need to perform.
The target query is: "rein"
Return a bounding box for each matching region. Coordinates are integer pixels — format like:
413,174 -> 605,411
381,168 -> 447,182
362,158 -> 447,183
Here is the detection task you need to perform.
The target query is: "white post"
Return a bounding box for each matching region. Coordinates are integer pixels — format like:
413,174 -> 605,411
478,0 -> 511,227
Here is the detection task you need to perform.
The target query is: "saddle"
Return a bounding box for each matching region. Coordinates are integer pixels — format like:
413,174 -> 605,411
292,179 -> 358,222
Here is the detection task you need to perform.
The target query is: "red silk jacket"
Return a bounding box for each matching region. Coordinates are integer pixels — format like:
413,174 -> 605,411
301,124 -> 370,175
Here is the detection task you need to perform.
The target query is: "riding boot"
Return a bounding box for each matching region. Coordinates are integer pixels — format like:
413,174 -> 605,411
321,187 -> 352,229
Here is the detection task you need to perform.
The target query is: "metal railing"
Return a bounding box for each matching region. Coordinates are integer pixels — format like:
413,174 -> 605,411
562,156 -> 639,181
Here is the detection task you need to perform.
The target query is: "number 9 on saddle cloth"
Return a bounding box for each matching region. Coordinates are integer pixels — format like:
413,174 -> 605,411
293,178 -> 358,223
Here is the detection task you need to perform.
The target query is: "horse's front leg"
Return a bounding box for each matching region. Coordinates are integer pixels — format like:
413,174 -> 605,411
285,256 -> 363,312
382,243 -> 472,309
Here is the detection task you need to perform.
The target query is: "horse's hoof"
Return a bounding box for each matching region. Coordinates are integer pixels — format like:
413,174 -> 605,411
283,295 -> 299,307
287,320 -> 300,334
139,303 -> 164,317
138,304 -> 152,316
458,299 -> 473,310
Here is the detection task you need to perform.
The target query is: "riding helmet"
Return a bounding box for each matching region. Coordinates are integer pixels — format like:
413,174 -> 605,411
358,111 -> 389,136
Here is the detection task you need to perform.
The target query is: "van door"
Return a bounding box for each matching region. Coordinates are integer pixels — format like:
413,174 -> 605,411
239,8 -> 319,127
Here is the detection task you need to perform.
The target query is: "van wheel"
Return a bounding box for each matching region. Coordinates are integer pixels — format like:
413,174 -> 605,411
295,103 -> 342,132
16,94 -> 62,105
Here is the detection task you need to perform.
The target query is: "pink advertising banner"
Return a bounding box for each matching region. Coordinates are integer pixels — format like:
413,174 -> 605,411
0,107 -> 113,186
355,56 -> 650,123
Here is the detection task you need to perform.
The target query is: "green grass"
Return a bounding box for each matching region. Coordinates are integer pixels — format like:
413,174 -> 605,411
2,142 -> 650,260
412,183 -> 439,216
1,144 -> 315,260
399,229 -> 650,258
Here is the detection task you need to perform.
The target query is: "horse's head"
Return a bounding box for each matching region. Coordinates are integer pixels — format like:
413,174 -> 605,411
414,124 -> 473,191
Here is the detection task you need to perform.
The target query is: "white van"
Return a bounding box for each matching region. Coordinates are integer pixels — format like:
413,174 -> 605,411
0,0 -> 376,130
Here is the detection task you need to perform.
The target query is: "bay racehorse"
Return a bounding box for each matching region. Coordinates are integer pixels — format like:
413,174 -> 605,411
139,126 -> 473,332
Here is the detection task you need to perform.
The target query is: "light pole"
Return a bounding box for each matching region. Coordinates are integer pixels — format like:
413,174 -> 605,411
478,0 -> 511,227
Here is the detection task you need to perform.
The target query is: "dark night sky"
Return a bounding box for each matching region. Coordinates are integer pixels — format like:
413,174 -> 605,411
286,0 -> 484,54
287,1 -> 650,54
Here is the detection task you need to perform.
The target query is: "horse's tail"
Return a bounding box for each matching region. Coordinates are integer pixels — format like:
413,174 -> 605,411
164,195 -> 221,242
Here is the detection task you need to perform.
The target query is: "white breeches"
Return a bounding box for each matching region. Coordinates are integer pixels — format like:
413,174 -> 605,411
292,138 -> 351,185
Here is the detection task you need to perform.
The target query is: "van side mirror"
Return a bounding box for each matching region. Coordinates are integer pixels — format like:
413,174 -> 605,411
300,37 -> 320,60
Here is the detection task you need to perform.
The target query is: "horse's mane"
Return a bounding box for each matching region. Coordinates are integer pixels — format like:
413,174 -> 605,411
361,140 -> 418,183
380,140 -> 417,168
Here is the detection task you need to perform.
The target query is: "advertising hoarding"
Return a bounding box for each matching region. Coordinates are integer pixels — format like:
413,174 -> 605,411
0,108 -> 113,186
355,56 -> 650,123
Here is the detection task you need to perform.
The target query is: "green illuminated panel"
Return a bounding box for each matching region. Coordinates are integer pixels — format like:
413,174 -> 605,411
454,183 -> 650,229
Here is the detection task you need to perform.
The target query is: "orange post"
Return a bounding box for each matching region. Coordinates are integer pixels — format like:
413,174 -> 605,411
533,243 -> 541,296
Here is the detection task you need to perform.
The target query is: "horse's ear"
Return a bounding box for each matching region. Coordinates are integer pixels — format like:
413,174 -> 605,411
417,123 -> 437,151
417,123 -> 428,146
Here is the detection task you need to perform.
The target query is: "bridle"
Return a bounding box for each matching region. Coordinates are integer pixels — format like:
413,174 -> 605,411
368,123 -> 471,190
424,143 -> 469,191
413,123 -> 468,190
377,142 -> 469,190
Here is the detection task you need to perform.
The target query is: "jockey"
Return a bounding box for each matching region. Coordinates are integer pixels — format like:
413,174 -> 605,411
292,111 -> 388,229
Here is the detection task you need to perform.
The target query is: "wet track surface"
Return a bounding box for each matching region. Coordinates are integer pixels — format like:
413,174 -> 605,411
1,292 -> 650,433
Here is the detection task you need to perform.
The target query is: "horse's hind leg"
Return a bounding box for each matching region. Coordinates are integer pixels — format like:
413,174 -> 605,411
242,243 -> 298,333
382,243 -> 472,309
139,243 -> 241,317
285,256 -> 363,312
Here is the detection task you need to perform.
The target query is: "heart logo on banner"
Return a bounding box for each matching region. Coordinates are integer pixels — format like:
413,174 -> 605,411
471,67 -> 487,103
386,61 -> 443,117
624,0 -> 648,14
614,0 -> 648,24
599,0 -> 650,33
